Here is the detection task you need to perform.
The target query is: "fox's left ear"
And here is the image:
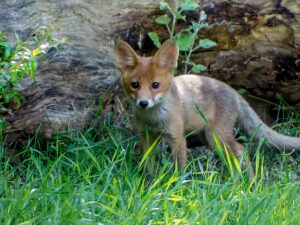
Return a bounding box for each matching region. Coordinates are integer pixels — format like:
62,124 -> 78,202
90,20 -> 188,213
153,39 -> 179,70
115,40 -> 139,74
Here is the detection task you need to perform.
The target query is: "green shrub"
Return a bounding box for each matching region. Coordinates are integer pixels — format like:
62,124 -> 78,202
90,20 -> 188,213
0,28 -> 59,130
148,0 -> 217,74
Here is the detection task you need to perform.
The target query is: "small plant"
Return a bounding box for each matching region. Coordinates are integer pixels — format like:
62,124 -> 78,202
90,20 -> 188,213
148,0 -> 217,74
0,28 -> 59,129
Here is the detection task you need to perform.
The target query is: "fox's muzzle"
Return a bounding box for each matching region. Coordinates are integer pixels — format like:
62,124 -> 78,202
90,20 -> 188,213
138,100 -> 149,109
136,99 -> 155,109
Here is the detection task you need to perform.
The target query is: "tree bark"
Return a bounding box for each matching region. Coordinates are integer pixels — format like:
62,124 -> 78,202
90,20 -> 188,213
1,0 -> 159,142
1,0 -> 299,142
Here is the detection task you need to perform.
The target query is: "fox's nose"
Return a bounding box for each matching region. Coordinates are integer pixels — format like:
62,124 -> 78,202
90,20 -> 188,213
139,100 -> 149,108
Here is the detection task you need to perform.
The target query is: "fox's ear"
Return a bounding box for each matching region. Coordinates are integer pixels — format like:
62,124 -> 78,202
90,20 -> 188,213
153,39 -> 179,69
115,40 -> 139,73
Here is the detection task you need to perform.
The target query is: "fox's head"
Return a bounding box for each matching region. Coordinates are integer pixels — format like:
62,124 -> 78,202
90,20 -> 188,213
115,39 -> 179,110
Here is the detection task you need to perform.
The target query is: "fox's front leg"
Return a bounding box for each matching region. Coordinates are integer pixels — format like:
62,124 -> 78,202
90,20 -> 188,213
140,133 -> 156,174
169,136 -> 187,171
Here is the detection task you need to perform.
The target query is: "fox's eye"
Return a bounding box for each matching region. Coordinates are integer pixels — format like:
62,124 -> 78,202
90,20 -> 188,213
131,82 -> 139,89
152,82 -> 160,89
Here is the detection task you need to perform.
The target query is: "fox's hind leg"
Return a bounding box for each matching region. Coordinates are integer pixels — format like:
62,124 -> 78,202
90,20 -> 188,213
204,125 -> 254,178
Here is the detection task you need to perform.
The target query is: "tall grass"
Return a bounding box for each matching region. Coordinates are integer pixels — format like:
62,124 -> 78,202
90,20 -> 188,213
0,107 -> 300,224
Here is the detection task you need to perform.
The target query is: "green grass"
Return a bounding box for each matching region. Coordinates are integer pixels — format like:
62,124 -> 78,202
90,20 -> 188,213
1,112 -> 300,225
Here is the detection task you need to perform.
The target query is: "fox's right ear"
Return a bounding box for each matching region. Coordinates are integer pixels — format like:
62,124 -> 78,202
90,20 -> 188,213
115,40 -> 139,74
153,39 -> 179,70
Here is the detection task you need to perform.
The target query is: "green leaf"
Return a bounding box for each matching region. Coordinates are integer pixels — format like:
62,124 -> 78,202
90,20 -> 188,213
9,71 -> 18,82
17,70 -> 24,78
191,22 -> 208,33
199,39 -> 217,49
155,15 -> 171,25
148,32 -> 161,48
14,95 -> 21,108
180,0 -> 199,11
159,1 -> 169,10
0,117 -> 7,130
26,40 -> 36,45
0,32 -> 6,39
5,93 -> 12,103
0,69 -> 5,75
175,12 -> 186,20
29,58 -> 38,72
200,10 -> 207,21
191,21 -> 198,32
192,64 -> 207,73
13,79 -> 21,88
1,75 -> 11,82
0,42 -> 13,61
47,33 -> 52,41
0,61 -> 10,68
25,59 -> 37,78
23,63 -> 30,76
175,32 -> 195,51
238,88 -> 246,94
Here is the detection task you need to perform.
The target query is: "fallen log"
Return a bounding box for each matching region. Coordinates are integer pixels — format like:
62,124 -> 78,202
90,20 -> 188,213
1,0 -> 299,144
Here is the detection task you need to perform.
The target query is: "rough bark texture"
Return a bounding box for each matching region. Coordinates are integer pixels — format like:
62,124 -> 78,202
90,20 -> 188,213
1,0 -> 299,142
1,0 -> 159,142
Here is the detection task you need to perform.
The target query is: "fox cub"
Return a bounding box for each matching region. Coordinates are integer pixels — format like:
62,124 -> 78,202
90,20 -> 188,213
115,39 -> 300,176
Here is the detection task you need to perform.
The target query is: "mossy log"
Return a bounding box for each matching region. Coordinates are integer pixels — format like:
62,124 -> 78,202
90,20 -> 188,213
1,0 -> 300,142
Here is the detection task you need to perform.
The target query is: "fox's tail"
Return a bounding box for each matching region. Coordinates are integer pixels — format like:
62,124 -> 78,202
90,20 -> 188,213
237,97 -> 300,151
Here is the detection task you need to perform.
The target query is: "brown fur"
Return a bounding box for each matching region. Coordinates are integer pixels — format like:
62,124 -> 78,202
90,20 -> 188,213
115,39 -> 300,177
